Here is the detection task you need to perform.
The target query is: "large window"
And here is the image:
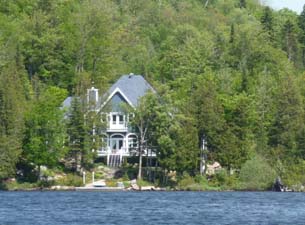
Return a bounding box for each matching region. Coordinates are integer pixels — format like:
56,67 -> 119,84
128,135 -> 138,150
110,135 -> 124,153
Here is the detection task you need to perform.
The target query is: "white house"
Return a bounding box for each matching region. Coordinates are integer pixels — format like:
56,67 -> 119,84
63,74 -> 156,167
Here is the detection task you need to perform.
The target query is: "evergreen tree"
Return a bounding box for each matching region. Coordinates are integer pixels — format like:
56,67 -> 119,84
0,63 -> 28,180
269,75 -> 304,159
282,20 -> 298,63
66,97 -> 94,172
229,24 -> 235,44
261,6 -> 274,42
299,5 -> 305,66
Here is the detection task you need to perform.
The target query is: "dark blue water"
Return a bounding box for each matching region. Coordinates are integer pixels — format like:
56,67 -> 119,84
0,191 -> 305,225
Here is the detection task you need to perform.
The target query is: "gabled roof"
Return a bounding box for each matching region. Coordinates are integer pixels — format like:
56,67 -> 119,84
62,74 -> 155,112
100,74 -> 155,108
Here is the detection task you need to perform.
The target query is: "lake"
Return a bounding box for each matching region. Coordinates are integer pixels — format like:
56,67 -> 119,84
0,191 -> 304,224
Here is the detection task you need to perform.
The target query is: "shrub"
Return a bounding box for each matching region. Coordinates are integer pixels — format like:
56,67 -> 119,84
177,172 -> 195,190
281,160 -> 305,189
105,179 -> 117,187
137,179 -> 153,187
239,155 -> 276,190
56,173 -> 83,187
194,174 -> 208,185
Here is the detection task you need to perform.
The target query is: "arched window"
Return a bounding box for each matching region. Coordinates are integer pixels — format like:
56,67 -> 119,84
128,134 -> 138,150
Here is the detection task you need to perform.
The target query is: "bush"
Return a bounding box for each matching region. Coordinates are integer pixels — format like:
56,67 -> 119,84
194,174 -> 208,185
208,169 -> 240,190
281,160 -> 305,189
177,172 -> 195,190
137,179 -> 153,187
239,155 -> 276,190
106,179 -> 117,187
5,180 -> 39,190
56,173 -> 83,187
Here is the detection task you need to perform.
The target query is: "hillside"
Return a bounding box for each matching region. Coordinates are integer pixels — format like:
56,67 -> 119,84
1,0 -> 305,190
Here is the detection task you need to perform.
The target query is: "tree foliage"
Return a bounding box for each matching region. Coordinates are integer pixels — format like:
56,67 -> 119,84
1,0 -> 305,187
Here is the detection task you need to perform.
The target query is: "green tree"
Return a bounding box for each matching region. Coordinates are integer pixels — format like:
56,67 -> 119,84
23,86 -> 67,177
269,75 -> 304,159
261,6 -> 274,42
66,97 -> 87,172
298,5 -> 305,66
130,92 -> 159,179
0,67 -> 28,180
282,20 -> 298,63
239,155 -> 276,190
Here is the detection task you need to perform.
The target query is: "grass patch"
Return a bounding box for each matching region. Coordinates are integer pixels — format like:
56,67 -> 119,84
5,180 -> 39,190
55,173 -> 83,187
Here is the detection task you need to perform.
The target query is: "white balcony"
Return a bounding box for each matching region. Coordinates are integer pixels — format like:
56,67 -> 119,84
97,147 -> 156,157
97,147 -> 129,157
106,113 -> 128,132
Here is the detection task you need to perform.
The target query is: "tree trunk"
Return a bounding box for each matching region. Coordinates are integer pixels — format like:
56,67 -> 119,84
204,0 -> 209,8
137,141 -> 143,180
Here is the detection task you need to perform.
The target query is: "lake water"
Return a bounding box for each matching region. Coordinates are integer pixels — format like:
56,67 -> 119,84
0,191 -> 305,225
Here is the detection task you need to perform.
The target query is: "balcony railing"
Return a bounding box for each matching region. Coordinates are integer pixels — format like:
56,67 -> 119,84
97,147 -> 156,157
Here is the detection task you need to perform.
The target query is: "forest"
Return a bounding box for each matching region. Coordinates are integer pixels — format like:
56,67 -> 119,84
1,0 -> 305,190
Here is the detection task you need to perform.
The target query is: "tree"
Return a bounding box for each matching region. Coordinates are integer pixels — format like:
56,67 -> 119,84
239,155 -> 276,190
66,96 -> 103,172
130,92 -> 160,180
269,75 -> 304,159
229,24 -> 235,44
217,93 -> 256,170
66,97 -> 87,172
298,5 -> 305,66
282,20 -> 298,63
0,67 -> 27,180
23,86 -> 67,177
261,6 -> 274,42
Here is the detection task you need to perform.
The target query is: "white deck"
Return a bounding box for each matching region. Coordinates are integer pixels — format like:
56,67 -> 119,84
97,147 -> 156,157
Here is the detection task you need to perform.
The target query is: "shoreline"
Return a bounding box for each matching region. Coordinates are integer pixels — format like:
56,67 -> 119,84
0,187 -> 295,192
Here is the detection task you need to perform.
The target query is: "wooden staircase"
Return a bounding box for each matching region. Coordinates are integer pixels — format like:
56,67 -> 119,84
107,154 -> 122,167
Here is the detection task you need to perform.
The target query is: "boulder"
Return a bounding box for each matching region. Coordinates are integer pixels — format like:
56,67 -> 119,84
206,162 -> 222,175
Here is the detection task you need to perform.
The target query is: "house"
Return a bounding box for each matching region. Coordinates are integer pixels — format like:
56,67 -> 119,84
63,73 -> 156,167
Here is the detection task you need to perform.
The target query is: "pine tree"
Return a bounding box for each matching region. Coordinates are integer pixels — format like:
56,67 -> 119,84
298,5 -> 305,66
269,76 -> 304,159
229,24 -> 235,44
282,20 -> 298,63
0,66 -> 27,180
261,7 -> 274,42
66,97 -> 87,172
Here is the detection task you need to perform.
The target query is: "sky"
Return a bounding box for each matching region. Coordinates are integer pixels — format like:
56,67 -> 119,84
265,0 -> 305,14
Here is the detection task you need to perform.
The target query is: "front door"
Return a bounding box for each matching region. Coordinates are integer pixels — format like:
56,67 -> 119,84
110,138 -> 123,154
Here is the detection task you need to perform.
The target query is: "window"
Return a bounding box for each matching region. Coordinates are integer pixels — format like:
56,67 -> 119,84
119,115 -> 124,124
128,136 -> 138,149
112,115 -> 116,124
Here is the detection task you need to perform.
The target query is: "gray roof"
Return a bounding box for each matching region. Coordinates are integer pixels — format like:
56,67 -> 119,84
62,74 -> 154,111
103,74 -> 155,107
